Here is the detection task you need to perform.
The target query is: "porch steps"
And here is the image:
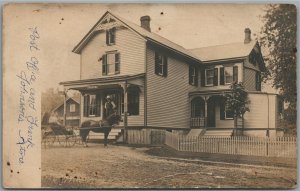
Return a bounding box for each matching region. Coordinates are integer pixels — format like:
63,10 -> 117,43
87,128 -> 123,141
187,129 -> 205,137
203,129 -> 233,137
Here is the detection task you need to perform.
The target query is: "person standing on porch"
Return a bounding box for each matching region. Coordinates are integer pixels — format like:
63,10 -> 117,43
104,95 -> 116,118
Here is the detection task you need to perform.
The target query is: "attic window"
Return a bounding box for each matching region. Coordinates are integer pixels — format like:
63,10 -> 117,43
70,104 -> 76,113
106,27 -> 116,45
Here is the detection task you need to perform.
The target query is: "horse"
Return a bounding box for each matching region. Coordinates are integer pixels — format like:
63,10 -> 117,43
79,113 -> 122,147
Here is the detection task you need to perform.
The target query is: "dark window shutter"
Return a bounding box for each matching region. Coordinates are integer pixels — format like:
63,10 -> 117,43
102,54 -> 107,75
233,66 -> 238,82
213,68 -> 218,86
163,55 -> 168,77
111,27 -> 116,44
106,30 -> 109,45
194,67 -> 198,86
220,99 -> 225,120
115,53 -> 120,73
220,67 -> 224,85
95,94 -> 101,117
83,95 -> 89,117
154,52 -> 159,75
256,72 -> 261,91
189,65 -> 193,85
201,69 -> 205,87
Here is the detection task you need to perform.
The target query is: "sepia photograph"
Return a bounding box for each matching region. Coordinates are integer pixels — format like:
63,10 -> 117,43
2,3 -> 297,189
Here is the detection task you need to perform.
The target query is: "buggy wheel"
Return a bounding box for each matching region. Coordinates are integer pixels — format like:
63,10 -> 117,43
65,134 -> 77,147
42,132 -> 56,147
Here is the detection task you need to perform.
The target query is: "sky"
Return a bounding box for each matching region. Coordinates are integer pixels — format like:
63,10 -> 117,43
4,4 -> 275,93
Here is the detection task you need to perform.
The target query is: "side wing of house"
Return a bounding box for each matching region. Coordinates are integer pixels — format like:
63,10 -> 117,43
146,44 -> 200,129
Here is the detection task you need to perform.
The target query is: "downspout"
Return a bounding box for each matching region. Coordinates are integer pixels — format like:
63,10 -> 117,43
144,42 -> 147,128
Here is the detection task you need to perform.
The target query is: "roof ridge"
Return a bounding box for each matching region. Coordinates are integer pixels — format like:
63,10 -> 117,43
189,40 -> 256,50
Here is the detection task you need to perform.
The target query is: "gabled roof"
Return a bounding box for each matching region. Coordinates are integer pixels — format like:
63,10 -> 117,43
73,11 -> 200,62
189,41 -> 257,63
52,97 -> 80,113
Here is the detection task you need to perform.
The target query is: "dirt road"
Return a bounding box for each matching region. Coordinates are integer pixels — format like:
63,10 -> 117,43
42,144 -> 297,189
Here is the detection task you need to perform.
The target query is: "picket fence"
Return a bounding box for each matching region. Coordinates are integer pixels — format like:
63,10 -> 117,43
165,131 -> 297,158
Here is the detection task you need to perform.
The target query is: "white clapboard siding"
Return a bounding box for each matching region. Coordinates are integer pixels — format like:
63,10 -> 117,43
164,132 -> 297,158
80,27 -> 145,79
243,93 -> 277,136
146,47 -> 199,128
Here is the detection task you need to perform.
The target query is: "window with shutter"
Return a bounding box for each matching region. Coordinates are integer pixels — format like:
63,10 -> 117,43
205,69 -> 214,86
106,27 -> 116,45
189,65 -> 198,86
102,52 -> 120,75
155,52 -> 167,77
224,67 -> 233,84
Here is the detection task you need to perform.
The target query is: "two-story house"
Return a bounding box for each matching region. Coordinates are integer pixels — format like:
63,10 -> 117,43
60,11 -> 283,137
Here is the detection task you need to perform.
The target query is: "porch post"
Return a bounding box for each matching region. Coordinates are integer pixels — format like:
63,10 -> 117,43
121,82 -> 128,143
204,96 -> 208,128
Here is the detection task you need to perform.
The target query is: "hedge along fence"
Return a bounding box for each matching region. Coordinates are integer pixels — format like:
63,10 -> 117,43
127,129 -> 165,145
165,131 -> 297,158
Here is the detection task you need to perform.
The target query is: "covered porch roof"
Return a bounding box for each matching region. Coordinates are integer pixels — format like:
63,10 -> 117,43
59,73 -> 145,91
189,89 -> 232,99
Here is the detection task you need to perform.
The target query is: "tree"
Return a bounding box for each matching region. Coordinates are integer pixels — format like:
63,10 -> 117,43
225,82 -> 250,128
259,4 -> 297,131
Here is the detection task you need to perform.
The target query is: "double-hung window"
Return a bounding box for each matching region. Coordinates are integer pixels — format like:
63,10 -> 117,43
155,52 -> 168,77
106,27 -> 116,45
128,88 -> 139,115
224,67 -> 234,84
205,69 -> 214,86
189,65 -> 198,86
102,52 -> 120,75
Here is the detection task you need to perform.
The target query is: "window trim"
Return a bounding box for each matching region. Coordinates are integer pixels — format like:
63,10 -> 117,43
70,104 -> 76,113
205,68 -> 214,86
106,27 -> 116,46
189,65 -> 198,86
224,66 -> 234,85
128,88 -> 140,116
155,52 -> 167,77
102,51 -> 120,76
84,94 -> 101,117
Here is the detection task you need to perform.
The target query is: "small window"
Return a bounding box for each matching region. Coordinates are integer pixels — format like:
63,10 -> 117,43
220,99 -> 234,120
225,106 -> 234,119
106,27 -> 116,45
224,67 -> 233,84
189,65 -> 198,86
205,69 -> 214,86
128,88 -> 139,115
102,52 -> 120,75
70,104 -> 76,113
155,52 -> 167,77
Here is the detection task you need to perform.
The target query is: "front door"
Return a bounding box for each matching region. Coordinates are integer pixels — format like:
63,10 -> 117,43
207,98 -> 215,127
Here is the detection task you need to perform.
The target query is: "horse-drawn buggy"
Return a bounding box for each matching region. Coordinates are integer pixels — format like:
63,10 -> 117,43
42,113 -> 122,147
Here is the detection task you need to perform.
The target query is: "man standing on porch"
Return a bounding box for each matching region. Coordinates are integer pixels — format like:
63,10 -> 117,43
104,95 -> 117,119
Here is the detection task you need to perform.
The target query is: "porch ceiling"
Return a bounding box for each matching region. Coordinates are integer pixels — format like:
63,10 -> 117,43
59,73 -> 145,91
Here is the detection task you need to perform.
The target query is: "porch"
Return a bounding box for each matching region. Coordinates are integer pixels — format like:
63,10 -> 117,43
59,74 -> 145,128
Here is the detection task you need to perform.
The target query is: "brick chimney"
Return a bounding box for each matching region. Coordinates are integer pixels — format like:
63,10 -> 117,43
244,28 -> 252,44
140,16 -> 151,32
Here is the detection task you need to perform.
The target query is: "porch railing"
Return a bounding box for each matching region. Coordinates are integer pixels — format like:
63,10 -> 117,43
190,117 -> 205,128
